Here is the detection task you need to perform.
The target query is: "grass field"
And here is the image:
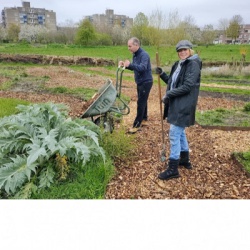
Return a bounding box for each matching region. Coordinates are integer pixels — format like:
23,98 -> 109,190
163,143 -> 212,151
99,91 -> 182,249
0,43 -> 249,66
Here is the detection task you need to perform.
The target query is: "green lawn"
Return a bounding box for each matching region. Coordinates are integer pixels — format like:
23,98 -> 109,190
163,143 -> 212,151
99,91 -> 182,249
0,43 -> 249,66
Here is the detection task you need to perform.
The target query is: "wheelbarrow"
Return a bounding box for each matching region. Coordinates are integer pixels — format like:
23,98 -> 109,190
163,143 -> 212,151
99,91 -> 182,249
81,67 -> 130,132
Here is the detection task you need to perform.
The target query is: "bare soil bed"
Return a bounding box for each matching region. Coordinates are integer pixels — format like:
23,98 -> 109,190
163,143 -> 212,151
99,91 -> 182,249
0,66 -> 250,199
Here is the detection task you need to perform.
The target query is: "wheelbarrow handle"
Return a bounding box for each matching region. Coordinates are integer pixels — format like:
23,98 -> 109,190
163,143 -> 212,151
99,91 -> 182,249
118,65 -> 126,70
116,66 -> 125,97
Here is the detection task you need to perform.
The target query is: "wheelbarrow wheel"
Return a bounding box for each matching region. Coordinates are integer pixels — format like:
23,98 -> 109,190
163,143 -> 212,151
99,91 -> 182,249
94,116 -> 114,133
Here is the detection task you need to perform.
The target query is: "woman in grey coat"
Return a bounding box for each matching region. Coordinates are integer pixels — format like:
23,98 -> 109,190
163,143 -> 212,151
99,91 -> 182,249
155,40 -> 202,180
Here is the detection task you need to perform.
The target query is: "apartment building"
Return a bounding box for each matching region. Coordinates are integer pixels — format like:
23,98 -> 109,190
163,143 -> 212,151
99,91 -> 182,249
215,24 -> 250,44
86,9 -> 133,29
238,24 -> 250,43
1,1 -> 57,31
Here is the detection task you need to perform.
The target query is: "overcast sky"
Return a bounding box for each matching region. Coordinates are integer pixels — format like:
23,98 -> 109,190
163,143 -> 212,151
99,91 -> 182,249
1,0 -> 250,28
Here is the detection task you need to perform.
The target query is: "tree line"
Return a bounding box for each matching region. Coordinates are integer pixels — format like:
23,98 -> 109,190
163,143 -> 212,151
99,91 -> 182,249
0,9 -> 244,47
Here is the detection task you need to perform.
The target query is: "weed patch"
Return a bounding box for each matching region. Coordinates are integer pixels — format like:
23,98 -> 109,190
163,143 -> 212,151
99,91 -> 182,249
232,152 -> 250,175
32,156 -> 115,199
196,105 -> 250,127
0,98 -> 30,117
48,86 -> 97,100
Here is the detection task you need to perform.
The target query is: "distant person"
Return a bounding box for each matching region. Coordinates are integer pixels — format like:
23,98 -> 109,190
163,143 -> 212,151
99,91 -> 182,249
119,37 -> 153,134
155,40 -> 202,180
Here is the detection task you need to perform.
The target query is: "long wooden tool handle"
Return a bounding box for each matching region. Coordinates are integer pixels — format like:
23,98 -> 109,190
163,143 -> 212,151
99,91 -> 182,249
156,52 -> 164,144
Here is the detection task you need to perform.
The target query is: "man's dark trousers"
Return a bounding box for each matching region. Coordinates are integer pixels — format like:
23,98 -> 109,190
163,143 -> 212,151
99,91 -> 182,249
133,82 -> 153,128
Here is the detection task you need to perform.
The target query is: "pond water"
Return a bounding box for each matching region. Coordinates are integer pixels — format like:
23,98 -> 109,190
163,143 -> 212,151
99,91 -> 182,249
202,66 -> 221,71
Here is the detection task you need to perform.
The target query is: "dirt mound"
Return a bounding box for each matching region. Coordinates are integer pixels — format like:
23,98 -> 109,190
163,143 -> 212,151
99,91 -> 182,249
0,54 -> 115,66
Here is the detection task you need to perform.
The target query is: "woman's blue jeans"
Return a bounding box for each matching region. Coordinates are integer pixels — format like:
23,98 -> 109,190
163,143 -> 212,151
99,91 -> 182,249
169,124 -> 189,160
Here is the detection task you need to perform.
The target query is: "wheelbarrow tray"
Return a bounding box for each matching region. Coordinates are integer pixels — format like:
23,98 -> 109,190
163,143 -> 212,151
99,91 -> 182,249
81,79 -> 117,118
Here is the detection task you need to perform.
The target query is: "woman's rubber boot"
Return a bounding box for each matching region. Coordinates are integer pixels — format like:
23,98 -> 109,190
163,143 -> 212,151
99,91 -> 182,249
158,159 -> 180,180
179,151 -> 192,169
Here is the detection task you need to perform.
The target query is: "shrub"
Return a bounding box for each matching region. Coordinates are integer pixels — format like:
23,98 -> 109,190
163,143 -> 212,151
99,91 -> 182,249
100,125 -> 136,160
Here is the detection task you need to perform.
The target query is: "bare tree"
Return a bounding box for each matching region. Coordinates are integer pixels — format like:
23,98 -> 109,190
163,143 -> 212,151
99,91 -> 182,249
227,15 -> 243,43
19,24 -> 49,43
131,12 -> 149,45
94,20 -> 112,36
200,24 -> 216,46
112,24 -> 124,45
58,19 -> 77,28
0,26 -> 7,41
121,25 -> 132,44
217,18 -> 229,43
164,10 -> 199,45
149,8 -> 167,29
57,19 -> 77,44
218,18 -> 229,31
7,24 -> 20,42
232,15 -> 243,24
167,9 -> 181,29
179,16 -> 200,43
147,9 -> 194,47
147,8 -> 167,49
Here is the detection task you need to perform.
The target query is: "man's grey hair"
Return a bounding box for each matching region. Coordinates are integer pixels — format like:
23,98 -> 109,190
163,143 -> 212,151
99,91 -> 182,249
129,37 -> 140,46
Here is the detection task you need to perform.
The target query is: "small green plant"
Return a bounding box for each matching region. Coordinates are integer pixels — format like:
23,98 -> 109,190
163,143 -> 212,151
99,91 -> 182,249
49,86 -> 68,93
242,152 -> 250,160
233,152 -> 250,174
215,108 -> 227,113
100,125 -> 136,160
0,103 -> 105,198
243,102 -> 250,112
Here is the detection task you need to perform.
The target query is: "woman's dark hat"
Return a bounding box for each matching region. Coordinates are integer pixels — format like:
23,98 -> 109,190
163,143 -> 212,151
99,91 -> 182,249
176,40 -> 193,51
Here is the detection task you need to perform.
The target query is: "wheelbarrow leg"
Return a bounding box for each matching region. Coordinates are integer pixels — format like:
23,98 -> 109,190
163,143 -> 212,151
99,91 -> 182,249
94,114 -> 114,133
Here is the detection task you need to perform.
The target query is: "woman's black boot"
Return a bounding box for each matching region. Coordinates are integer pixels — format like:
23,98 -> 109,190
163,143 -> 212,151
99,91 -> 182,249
158,159 -> 180,180
179,151 -> 192,169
